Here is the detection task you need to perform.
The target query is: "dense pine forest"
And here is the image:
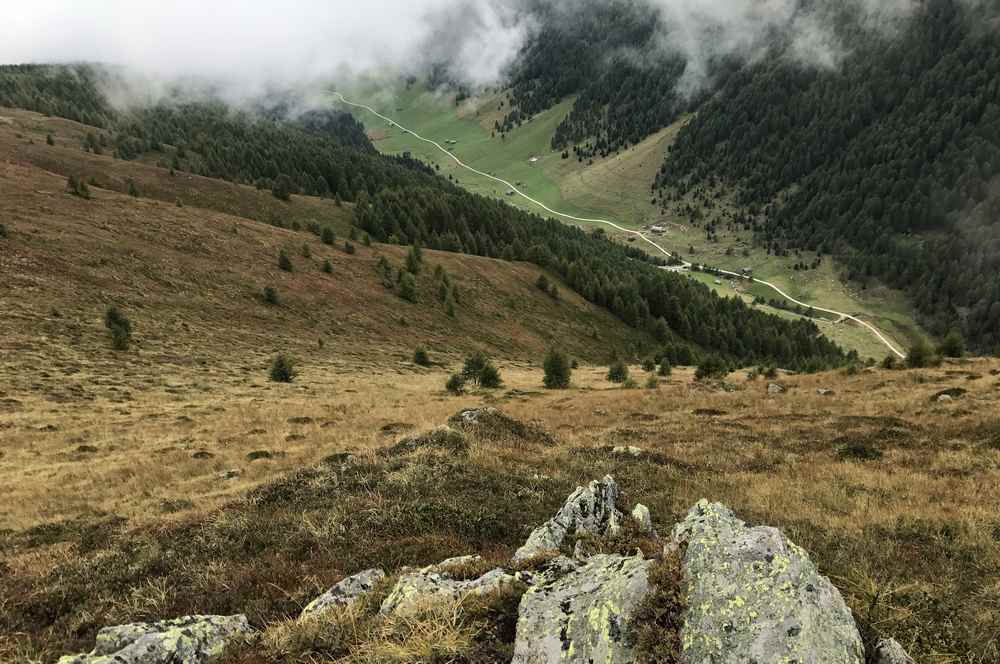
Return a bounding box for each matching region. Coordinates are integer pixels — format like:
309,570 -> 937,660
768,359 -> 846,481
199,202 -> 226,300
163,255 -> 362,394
500,1 -> 699,158
503,0 -> 1000,353
355,186 -> 848,370
659,0 -> 1000,353
0,63 -> 847,370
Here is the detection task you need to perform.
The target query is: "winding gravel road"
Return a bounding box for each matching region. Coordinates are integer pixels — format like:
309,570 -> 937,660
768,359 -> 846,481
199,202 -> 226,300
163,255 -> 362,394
333,92 -> 905,359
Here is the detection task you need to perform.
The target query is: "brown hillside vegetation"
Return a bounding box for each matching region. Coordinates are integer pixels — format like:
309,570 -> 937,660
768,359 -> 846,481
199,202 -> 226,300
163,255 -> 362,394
1,105 -> 998,664
0,106 -> 356,233
0,360 -> 998,661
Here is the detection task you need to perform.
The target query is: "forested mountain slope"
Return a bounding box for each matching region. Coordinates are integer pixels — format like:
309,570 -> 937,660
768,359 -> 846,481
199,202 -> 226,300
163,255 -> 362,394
0,64 -> 846,370
503,0 -> 1000,353
659,0 -> 1000,352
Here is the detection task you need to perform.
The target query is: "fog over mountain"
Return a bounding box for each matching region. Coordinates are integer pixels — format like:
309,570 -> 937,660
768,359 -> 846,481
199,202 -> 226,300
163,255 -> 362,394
2,0 -> 929,106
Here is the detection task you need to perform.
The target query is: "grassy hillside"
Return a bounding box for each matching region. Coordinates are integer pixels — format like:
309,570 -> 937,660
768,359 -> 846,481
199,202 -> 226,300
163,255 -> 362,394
339,85 -> 922,360
3,353 -> 998,662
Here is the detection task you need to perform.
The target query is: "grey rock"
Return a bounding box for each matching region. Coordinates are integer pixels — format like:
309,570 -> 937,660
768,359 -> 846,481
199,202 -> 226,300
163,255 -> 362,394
673,500 -> 864,664
57,614 -> 251,664
817,388 -> 835,396
300,568 -> 385,619
632,503 -> 654,533
612,445 -> 644,457
380,557 -> 514,615
215,469 -> 241,481
513,475 -> 623,562
872,638 -> 915,664
511,553 -> 652,664
767,382 -> 786,395
515,555 -> 581,588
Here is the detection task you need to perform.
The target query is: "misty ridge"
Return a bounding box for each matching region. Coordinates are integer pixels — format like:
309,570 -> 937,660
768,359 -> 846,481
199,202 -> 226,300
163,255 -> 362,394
1,0 -> 981,117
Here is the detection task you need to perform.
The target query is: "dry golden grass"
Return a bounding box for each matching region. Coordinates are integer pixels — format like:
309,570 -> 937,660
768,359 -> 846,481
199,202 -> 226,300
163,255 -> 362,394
4,356 -> 999,661
2,104 -> 999,664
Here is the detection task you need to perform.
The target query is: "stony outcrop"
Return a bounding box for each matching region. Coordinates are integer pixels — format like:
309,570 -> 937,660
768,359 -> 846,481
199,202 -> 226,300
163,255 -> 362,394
448,407 -> 555,446
513,475 -> 623,562
380,555 -> 514,615
872,638 -> 916,664
57,615 -> 251,664
378,426 -> 468,457
512,553 -> 652,664
672,500 -> 864,664
300,568 -> 385,619
631,503 -> 654,533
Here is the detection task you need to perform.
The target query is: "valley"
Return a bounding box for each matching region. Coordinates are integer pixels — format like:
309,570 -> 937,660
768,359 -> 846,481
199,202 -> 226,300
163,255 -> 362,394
3,2 -> 999,662
338,84 -> 923,361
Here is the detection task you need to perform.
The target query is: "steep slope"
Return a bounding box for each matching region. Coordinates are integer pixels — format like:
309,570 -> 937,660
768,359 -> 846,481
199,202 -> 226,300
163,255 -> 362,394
486,0 -> 1000,355
659,0 -> 1000,353
0,156 -> 650,372
0,68 -> 850,370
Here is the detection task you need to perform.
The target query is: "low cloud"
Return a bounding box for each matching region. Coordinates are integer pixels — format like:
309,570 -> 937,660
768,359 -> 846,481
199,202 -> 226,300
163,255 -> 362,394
1,0 -> 929,109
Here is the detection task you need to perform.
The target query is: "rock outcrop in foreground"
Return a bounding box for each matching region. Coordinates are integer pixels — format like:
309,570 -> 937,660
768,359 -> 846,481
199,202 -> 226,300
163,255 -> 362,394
58,411 -> 916,664
380,556 -> 515,615
513,474 -> 624,562
512,553 -> 652,663
673,500 -> 865,664
57,615 -> 251,664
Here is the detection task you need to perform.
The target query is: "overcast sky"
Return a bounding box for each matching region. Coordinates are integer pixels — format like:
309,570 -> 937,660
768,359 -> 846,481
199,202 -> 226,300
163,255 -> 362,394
2,0 -> 920,104
1,1 -> 531,90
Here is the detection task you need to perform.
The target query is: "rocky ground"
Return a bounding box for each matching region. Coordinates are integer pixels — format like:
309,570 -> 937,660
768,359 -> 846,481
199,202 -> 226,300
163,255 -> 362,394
54,466 -> 916,664
3,361 -> 999,662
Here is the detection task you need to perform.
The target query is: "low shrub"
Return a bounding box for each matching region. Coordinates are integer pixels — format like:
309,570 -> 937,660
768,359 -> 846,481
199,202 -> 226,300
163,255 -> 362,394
607,361 -> 629,384
104,306 -> 132,351
445,373 -> 466,394
269,354 -> 297,383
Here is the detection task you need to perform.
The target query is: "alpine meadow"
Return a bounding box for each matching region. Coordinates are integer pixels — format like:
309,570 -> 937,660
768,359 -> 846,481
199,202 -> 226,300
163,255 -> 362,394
1,2 -> 998,663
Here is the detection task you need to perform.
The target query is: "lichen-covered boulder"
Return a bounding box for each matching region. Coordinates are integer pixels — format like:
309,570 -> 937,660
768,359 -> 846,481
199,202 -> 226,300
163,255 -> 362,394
512,553 -> 652,663
57,614 -> 252,664
672,500 -> 864,664
380,556 -> 514,615
632,503 -> 654,533
513,475 -> 623,562
378,426 -> 468,457
300,568 -> 385,618
448,407 -> 555,446
872,638 -> 915,664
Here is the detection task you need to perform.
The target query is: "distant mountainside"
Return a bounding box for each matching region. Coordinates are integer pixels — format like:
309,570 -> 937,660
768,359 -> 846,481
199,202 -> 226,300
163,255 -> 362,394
0,64 -> 846,370
503,0 -> 1000,354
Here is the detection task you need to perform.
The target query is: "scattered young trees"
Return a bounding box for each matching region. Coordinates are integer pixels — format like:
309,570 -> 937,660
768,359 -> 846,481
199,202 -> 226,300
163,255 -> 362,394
406,244 -> 423,274
104,306 -> 132,351
607,361 -> 629,384
278,250 -> 293,272
462,352 -> 503,388
906,340 -> 937,369
543,349 -> 572,389
695,355 -> 729,381
413,347 -> 431,367
67,175 -> 90,199
269,354 -> 297,383
398,272 -> 417,303
938,331 -> 966,359
262,286 -> 280,305
271,174 -> 295,201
